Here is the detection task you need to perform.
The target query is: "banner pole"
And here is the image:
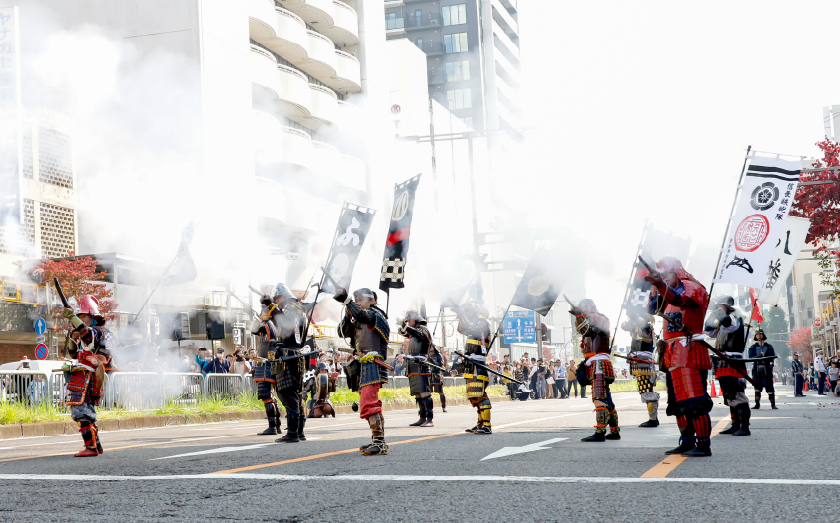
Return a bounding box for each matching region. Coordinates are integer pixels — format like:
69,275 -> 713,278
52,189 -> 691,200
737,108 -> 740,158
709,145 -> 752,298
610,220 -> 649,351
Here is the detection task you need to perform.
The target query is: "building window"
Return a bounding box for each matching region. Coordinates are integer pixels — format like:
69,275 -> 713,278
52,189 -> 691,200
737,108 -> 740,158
385,12 -> 404,30
446,88 -> 472,110
445,60 -> 470,81
416,38 -> 423,48
444,32 -> 468,54
442,4 -> 467,26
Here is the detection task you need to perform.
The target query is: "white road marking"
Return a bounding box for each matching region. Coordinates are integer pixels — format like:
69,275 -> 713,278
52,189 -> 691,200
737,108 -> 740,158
151,442 -> 279,460
481,438 -> 568,460
0,473 -> 838,485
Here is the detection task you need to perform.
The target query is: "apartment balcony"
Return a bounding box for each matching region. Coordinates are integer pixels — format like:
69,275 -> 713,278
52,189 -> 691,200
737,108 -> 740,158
428,70 -> 445,85
384,0 -> 405,5
252,110 -> 314,171
335,99 -> 362,129
308,84 -> 339,129
310,141 -> 342,182
249,3 -> 310,63
280,0 -> 359,47
251,45 -> 313,120
417,41 -> 445,57
385,17 -> 406,36
334,50 -> 362,91
406,14 -> 441,31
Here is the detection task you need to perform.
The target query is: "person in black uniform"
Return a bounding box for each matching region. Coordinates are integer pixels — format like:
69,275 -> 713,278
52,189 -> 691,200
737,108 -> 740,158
400,310 -> 435,427
791,352 -> 805,397
252,290 -> 281,436
451,285 -> 493,435
748,328 -> 777,409
267,283 -> 309,443
428,345 -> 448,412
705,295 -> 750,437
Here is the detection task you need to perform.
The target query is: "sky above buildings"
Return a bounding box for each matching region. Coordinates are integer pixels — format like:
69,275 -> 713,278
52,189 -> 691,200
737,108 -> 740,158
516,1 -> 840,320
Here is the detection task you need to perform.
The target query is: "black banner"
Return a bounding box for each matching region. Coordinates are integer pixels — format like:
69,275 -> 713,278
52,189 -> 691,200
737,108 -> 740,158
510,249 -> 563,316
379,174 -> 421,292
624,261 -> 652,314
322,202 -> 376,294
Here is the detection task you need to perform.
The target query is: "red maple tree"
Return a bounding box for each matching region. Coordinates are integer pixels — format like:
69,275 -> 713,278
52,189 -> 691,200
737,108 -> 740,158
20,253 -> 118,333
786,327 -> 813,365
791,139 -> 840,295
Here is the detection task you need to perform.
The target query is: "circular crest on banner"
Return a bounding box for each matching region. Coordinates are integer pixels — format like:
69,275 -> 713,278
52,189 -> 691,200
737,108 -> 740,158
734,214 -> 770,252
391,191 -> 410,220
750,182 -> 779,211
527,276 -> 550,296
391,104 -> 401,114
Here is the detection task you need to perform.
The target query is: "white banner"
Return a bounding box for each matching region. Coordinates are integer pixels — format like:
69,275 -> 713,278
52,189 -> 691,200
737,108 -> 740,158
757,216 -> 811,305
713,155 -> 803,288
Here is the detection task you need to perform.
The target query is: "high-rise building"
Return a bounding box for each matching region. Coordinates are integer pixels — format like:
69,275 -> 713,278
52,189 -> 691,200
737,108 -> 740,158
384,0 -> 522,139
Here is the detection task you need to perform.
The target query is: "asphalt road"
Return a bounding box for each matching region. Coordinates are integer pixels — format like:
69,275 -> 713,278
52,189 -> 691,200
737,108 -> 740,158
0,384 -> 837,522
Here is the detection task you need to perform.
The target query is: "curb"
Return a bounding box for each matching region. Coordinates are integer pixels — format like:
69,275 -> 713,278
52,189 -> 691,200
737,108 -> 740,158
0,396 -> 510,440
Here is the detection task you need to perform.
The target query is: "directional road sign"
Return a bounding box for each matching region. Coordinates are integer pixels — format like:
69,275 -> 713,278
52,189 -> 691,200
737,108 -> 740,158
502,311 -> 536,343
33,317 -> 46,335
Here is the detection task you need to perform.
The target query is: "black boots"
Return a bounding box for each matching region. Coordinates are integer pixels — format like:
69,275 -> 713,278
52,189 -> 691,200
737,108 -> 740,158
769,392 -> 778,409
733,405 -> 751,436
720,407 -> 740,435
752,391 -> 761,409
276,412 -> 300,443
581,432 -> 606,442
682,441 -> 712,457
258,403 -> 280,436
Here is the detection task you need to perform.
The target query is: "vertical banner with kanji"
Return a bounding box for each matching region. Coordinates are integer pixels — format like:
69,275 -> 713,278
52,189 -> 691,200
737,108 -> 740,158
322,202 -> 376,294
713,155 -> 802,288
379,174 -> 421,292
758,216 -> 811,305
0,6 -> 21,223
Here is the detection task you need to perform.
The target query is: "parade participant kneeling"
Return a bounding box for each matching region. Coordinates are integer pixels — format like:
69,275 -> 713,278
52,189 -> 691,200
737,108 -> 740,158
646,257 -> 713,457
399,310 -> 435,427
573,299 -> 619,442
308,362 -> 336,418
705,295 -> 751,436
337,288 -> 390,455
63,296 -> 110,458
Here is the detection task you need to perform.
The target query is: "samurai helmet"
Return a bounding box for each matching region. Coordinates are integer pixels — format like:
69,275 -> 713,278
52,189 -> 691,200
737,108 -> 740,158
656,256 -> 684,273
754,328 -> 767,341
317,362 -> 328,371
405,310 -> 426,324
272,283 -> 295,301
578,299 -> 597,313
714,295 -> 735,313
78,295 -> 104,322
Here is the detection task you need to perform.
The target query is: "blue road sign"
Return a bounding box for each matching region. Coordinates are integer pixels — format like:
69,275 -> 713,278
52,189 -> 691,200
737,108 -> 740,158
503,311 -> 536,343
33,317 -> 46,336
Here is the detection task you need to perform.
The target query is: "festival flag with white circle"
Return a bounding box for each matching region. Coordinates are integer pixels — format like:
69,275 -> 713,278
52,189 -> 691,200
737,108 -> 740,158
713,154 -> 803,288
380,174 -> 421,292
510,249 -> 563,316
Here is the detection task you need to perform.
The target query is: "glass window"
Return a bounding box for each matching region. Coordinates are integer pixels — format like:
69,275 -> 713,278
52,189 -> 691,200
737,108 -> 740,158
443,4 -> 467,26
446,88 -> 471,110
444,32 -> 468,53
445,60 -> 470,82
386,13 -> 395,20
416,38 -> 423,48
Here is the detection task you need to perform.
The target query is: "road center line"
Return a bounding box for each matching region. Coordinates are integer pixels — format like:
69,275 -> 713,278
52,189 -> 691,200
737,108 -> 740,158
640,417 -> 730,478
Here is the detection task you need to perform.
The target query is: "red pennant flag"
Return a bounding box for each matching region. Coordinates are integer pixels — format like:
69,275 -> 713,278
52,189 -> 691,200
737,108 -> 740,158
749,287 -> 764,323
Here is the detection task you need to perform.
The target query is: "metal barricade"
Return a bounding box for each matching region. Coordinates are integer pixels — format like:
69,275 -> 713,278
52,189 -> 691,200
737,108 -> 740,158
242,374 -> 255,394
162,372 -> 204,405
392,376 -> 409,389
204,373 -> 244,398
106,372 -> 163,410
0,370 -> 52,405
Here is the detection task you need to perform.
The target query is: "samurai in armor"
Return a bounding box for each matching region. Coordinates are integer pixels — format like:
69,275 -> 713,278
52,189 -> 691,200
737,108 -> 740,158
451,285 -> 493,435
428,345 -> 448,412
308,362 -> 336,418
336,287 -> 391,455
399,310 -> 434,427
573,299 -> 619,442
646,256 -> 714,457
748,328 -> 777,409
704,295 -> 751,436
621,313 -> 659,427
251,289 -> 281,436
269,283 -> 308,443
62,295 -> 110,458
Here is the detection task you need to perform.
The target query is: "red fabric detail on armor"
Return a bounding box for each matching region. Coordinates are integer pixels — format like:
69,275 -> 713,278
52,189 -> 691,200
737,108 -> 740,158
692,413 -> 711,441
670,367 -> 707,402
715,367 -> 744,379
664,339 -> 712,370
359,383 -> 382,419
676,415 -> 688,430
385,227 -> 410,246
